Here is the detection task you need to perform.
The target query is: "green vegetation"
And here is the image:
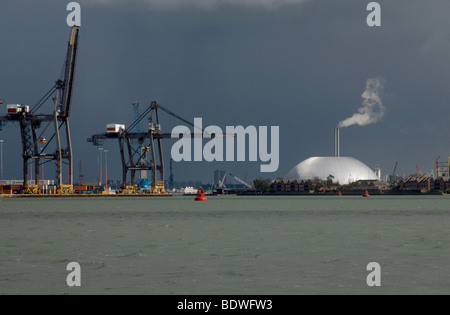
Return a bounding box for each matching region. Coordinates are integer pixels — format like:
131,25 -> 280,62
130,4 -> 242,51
252,177 -> 272,193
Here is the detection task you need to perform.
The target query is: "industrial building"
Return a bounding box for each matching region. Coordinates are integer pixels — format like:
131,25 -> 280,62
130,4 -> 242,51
398,174 -> 436,193
271,180 -> 313,193
286,128 -> 379,185
287,156 -> 379,185
270,178 -> 387,194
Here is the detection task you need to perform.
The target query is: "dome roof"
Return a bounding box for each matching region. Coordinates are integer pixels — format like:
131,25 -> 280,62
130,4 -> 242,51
286,156 -> 378,185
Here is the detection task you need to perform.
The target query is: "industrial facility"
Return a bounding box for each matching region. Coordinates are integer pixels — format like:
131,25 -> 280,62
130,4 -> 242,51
286,128 -> 379,185
287,156 -> 379,185
2,27 -> 450,197
0,26 -> 237,197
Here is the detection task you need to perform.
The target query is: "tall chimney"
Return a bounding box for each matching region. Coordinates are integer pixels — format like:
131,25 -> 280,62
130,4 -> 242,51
334,129 -> 337,157
334,128 -> 340,157
337,128 -> 340,157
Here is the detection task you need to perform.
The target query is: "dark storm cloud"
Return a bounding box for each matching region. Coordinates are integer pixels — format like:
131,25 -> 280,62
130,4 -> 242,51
87,0 -> 311,10
1,0 -> 450,184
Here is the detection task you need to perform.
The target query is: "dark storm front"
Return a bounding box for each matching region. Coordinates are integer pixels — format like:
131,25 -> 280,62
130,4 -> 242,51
1,1 -> 383,196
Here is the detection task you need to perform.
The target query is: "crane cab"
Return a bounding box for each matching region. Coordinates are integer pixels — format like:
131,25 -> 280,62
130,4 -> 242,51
7,104 -> 30,114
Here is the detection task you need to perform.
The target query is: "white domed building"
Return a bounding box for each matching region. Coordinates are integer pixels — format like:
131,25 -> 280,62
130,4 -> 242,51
286,156 -> 378,185
286,128 -> 380,185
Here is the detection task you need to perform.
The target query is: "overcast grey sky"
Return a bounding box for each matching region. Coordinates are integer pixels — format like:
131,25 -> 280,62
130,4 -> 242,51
1,0 -> 450,184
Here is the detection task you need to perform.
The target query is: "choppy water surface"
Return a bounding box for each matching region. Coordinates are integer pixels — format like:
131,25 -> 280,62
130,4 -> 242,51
1,195 -> 450,295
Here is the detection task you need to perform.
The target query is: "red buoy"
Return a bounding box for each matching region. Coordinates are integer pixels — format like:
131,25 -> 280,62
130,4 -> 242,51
195,187 -> 207,201
363,190 -> 370,197
338,190 -> 342,196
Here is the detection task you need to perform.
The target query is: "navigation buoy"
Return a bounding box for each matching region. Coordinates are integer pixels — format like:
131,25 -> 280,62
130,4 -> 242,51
195,187 -> 207,201
338,190 -> 342,196
363,190 -> 370,197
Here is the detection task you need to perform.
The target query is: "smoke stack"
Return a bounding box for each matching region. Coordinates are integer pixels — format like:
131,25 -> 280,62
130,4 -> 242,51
334,128 -> 337,157
334,128 -> 340,157
337,128 -> 340,157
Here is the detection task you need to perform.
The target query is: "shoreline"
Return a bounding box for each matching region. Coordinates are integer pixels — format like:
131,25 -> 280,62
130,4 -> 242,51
0,193 -> 173,198
1,191 -> 447,198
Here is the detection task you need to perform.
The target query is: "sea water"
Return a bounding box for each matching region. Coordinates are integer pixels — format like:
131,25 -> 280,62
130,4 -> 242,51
1,195 -> 450,295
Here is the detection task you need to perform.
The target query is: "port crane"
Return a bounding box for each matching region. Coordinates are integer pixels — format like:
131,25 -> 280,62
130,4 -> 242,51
88,101 -> 168,193
88,100 -> 235,193
0,26 -> 80,194
435,155 -> 450,178
392,161 -> 398,177
88,101 -> 208,193
218,173 -> 227,189
435,156 -> 440,176
214,173 -> 228,194
388,161 -> 398,184
416,164 -> 423,175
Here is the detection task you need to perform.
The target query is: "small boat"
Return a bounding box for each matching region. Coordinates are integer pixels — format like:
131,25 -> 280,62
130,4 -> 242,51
195,187 -> 207,201
363,190 -> 370,197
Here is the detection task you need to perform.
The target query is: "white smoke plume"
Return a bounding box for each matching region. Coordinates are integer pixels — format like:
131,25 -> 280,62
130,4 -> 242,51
337,77 -> 385,128
89,0 -> 311,10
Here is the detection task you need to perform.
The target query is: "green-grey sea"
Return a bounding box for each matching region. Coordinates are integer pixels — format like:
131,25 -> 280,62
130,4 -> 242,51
1,195 -> 450,295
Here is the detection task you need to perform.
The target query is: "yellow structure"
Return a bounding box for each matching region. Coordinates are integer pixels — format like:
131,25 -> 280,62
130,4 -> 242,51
23,185 -> 39,194
122,185 -> 137,194
152,181 -> 166,194
57,184 -> 74,194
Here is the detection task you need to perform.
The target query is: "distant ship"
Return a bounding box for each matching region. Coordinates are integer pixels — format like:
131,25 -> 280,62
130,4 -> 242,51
168,186 -> 198,196
182,186 -> 198,195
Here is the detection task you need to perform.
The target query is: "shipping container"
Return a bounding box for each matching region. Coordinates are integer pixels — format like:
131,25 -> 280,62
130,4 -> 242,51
78,190 -> 98,195
47,185 -> 57,194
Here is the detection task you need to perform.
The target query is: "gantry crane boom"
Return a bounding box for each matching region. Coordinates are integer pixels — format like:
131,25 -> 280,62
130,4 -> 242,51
60,26 -> 79,118
229,173 -> 253,189
392,161 -> 398,177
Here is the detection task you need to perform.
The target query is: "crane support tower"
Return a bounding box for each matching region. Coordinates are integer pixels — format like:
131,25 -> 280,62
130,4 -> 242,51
0,26 -> 80,194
